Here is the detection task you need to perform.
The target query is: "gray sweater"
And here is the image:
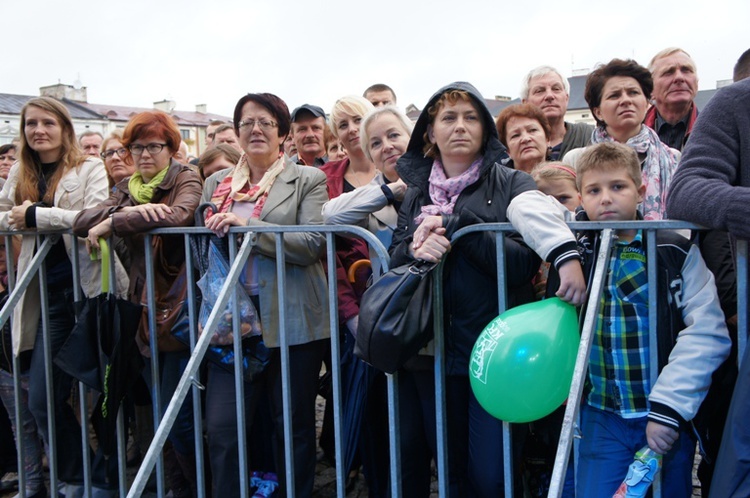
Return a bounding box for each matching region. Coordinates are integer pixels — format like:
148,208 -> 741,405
667,78 -> 750,238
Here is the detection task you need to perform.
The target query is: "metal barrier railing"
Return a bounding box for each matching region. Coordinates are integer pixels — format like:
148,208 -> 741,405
0,221 -> 746,498
129,224 -> 392,498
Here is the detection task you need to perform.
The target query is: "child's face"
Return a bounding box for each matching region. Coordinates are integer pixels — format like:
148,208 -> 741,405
536,177 -> 581,212
580,168 -> 645,221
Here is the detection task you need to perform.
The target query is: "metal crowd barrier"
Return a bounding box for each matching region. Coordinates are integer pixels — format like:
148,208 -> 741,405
0,221 -> 746,498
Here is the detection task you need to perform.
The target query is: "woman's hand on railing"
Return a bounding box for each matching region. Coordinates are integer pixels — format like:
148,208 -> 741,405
412,230 -> 450,263
86,219 -> 112,254
204,211 -> 247,237
555,259 -> 587,306
121,203 -> 173,222
8,200 -> 33,230
412,215 -> 443,249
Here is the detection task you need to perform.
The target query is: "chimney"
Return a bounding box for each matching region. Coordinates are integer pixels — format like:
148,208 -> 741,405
195,104 -> 207,114
494,95 -> 511,102
572,68 -> 590,77
154,99 -> 176,112
39,83 -> 88,103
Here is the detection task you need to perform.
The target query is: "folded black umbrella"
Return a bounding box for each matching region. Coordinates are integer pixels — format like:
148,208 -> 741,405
55,239 -> 143,456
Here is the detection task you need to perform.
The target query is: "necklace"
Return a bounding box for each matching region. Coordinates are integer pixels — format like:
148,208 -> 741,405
347,169 -> 375,188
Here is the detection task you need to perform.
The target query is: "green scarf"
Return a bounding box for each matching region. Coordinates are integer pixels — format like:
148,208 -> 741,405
128,166 -> 170,204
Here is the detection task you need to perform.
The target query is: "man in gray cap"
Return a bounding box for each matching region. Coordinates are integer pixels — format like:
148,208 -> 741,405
290,104 -> 327,167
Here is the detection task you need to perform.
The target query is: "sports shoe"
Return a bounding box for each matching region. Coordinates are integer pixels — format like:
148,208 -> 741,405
252,472 -> 278,498
250,470 -> 265,494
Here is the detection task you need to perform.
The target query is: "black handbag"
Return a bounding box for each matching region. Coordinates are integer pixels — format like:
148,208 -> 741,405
354,260 -> 436,374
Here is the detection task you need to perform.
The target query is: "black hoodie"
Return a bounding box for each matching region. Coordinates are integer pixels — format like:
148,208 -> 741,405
390,82 -> 541,376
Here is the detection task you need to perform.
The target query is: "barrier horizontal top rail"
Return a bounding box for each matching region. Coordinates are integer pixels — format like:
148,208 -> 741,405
451,220 -> 706,239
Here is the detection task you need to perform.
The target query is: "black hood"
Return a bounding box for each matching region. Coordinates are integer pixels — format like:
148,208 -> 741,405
397,81 -> 508,187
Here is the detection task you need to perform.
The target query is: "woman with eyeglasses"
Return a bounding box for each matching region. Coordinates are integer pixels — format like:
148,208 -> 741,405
200,93 -> 329,497
74,110 -> 203,497
0,96 -> 129,496
99,130 -> 136,191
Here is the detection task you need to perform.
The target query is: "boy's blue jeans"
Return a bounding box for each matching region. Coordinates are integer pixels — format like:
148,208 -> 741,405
577,404 -> 695,497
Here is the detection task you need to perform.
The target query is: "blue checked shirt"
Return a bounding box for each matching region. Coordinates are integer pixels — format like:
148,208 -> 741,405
587,232 -> 652,417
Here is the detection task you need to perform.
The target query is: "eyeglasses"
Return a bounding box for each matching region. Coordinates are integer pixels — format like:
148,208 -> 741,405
128,143 -> 168,156
100,148 -> 127,159
238,119 -> 278,131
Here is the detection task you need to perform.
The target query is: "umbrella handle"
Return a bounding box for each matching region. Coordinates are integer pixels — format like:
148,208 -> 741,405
99,238 -> 110,294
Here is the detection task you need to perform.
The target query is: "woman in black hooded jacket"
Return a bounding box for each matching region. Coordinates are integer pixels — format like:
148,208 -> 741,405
389,82 -> 544,496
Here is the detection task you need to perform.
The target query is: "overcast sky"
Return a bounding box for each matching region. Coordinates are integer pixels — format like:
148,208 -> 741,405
3,0 -> 747,119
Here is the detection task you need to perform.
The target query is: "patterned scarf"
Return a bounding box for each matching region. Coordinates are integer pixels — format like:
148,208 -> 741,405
415,157 -> 483,224
207,152 -> 285,220
592,125 -> 679,220
128,166 -> 170,205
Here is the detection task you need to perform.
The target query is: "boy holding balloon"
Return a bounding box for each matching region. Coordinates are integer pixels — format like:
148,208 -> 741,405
508,141 -> 731,497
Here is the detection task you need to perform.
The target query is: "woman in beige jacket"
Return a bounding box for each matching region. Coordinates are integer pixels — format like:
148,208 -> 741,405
201,92 -> 329,497
0,96 -> 127,497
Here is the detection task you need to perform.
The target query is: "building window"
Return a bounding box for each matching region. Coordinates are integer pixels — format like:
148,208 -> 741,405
181,129 -> 191,140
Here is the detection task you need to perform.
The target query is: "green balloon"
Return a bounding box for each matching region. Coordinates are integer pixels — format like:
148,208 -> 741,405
469,297 -> 579,423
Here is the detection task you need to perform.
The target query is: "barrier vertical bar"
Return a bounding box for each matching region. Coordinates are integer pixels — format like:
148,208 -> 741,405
228,235 -> 250,498
144,233 -> 166,498
70,236 -> 95,497
4,237 -> 26,498
495,234 -> 514,497
37,235 -> 58,495
324,233 -> 346,498
737,239 -> 748,366
549,229 -> 615,498
275,233 -> 295,497
645,229 -> 663,498
432,260 -> 449,498
96,237 -> 128,497
184,234 -> 206,498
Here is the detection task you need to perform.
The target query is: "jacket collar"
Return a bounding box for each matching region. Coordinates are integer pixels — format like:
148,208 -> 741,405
118,158 -> 183,197
259,156 -> 300,218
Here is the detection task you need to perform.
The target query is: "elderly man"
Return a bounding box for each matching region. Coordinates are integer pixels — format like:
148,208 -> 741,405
290,104 -> 327,167
79,131 -> 103,157
644,48 -> 699,151
521,66 -> 593,160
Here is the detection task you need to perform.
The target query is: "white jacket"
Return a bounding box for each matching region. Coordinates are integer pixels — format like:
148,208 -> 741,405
0,158 -> 129,355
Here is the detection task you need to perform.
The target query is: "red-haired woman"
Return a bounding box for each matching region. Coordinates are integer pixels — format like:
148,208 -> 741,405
0,96 -> 128,496
496,103 -> 553,173
74,110 -> 203,496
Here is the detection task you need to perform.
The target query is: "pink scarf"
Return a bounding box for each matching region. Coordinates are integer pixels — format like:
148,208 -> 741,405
415,157 -> 483,224
592,125 -> 678,220
207,153 -> 284,220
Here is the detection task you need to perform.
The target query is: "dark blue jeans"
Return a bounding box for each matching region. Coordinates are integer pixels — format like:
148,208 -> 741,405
205,339 -> 326,497
28,288 -> 117,489
141,350 -> 196,456
444,375 -> 526,497
577,404 -> 695,497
